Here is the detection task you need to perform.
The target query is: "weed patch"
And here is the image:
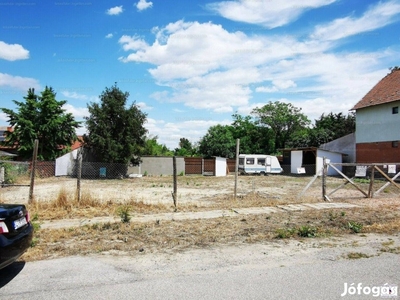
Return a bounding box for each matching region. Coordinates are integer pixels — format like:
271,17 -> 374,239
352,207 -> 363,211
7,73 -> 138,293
117,205 -> 131,223
346,252 -> 372,259
348,221 -> 363,233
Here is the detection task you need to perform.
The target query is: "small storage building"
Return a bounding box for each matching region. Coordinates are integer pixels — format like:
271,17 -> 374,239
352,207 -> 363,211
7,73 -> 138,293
281,147 -> 344,176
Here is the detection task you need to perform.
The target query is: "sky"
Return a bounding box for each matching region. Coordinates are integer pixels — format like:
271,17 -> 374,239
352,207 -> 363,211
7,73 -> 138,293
0,0 -> 400,150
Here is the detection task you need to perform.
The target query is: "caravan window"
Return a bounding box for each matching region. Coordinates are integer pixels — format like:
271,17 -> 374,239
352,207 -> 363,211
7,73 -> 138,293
239,158 -> 244,165
257,158 -> 265,166
246,158 -> 255,165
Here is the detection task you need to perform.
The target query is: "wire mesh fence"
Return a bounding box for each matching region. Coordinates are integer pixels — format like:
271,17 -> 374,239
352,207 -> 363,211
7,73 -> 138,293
2,156 -> 400,206
0,160 -> 30,185
74,161 -> 129,179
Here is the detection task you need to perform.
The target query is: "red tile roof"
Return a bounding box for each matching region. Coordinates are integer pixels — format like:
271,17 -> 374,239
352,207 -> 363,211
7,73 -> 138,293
70,136 -> 83,151
351,69 -> 400,110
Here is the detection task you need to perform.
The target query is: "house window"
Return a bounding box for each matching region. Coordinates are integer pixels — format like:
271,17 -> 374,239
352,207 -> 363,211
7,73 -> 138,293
393,106 -> 399,114
392,141 -> 399,148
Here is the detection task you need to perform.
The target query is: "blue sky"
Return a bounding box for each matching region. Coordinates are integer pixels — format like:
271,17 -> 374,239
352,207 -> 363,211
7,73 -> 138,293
1,0 -> 400,149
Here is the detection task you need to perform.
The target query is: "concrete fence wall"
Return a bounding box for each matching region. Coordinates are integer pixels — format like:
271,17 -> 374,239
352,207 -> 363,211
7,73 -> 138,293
128,156 -> 185,176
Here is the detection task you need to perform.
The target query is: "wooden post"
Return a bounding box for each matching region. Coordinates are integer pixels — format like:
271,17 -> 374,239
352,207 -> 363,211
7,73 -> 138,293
76,150 -> 82,203
322,157 -> 327,201
368,166 -> 375,198
172,156 -> 177,210
234,138 -> 240,200
28,139 -> 39,204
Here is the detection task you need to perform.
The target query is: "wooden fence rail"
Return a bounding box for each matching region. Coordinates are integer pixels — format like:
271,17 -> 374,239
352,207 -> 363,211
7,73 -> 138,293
299,160 -> 400,201
322,160 -> 400,201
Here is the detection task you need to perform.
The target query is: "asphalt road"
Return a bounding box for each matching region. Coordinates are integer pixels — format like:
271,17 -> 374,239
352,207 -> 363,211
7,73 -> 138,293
0,242 -> 398,300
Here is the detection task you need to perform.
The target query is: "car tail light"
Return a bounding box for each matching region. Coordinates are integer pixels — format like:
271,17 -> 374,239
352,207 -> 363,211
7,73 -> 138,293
25,211 -> 31,223
0,220 -> 9,234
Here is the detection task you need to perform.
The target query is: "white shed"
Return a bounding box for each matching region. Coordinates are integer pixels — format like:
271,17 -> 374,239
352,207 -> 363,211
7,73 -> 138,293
215,157 -> 227,177
55,148 -> 79,176
282,147 -> 343,176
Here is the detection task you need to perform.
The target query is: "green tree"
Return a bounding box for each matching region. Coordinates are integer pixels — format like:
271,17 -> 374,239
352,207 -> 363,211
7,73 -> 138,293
231,113 -> 274,154
198,124 -> 236,158
287,112 -> 355,148
314,112 -> 355,141
174,137 -> 198,156
1,87 -> 80,160
251,101 -> 310,151
287,128 -> 331,148
142,136 -> 173,156
84,84 -> 147,164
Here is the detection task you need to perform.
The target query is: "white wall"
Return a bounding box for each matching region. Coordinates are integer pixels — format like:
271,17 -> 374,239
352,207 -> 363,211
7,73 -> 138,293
215,157 -> 227,177
55,148 -> 79,176
316,149 -> 342,176
128,156 -> 185,176
291,151 -> 303,174
356,101 -> 400,143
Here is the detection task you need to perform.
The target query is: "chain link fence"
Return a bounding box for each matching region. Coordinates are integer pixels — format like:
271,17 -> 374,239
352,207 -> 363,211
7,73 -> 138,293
0,160 -> 30,185
74,161 -> 129,179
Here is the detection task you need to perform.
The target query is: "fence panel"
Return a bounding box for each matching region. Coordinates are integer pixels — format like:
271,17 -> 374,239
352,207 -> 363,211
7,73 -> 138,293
0,160 -> 30,185
322,162 -> 400,201
74,162 -> 128,179
203,159 -> 215,175
184,157 -> 202,175
0,160 -> 31,203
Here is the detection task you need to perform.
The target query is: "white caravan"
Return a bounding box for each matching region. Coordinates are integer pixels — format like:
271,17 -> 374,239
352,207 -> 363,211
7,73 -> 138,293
238,154 -> 283,175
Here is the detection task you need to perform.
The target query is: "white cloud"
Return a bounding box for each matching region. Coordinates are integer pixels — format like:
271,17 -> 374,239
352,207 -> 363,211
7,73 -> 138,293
118,35 -> 149,52
255,86 -> 278,93
145,117 -> 229,149
208,0 -> 337,28
105,33 -> 113,38
118,18 -> 399,135
61,91 -> 98,103
256,79 -> 297,93
137,101 -> 153,110
311,0 -> 400,41
273,79 -> 297,90
150,90 -> 169,101
119,20 -> 331,112
62,104 -> 89,119
136,0 -> 153,11
106,5 -> 123,15
0,41 -> 29,61
0,72 -> 40,91
255,50 -> 395,121
61,91 -> 88,100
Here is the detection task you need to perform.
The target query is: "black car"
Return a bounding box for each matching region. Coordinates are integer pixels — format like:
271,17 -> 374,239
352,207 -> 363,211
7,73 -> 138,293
0,204 -> 33,269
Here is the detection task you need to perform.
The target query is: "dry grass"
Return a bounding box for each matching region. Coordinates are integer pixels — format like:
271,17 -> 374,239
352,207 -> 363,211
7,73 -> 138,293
23,201 -> 400,262
7,174 -> 399,262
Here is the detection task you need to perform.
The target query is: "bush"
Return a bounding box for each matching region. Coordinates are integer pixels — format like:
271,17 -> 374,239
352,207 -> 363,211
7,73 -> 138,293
297,225 -> 317,237
348,221 -> 363,233
275,227 -> 296,239
117,205 -> 131,223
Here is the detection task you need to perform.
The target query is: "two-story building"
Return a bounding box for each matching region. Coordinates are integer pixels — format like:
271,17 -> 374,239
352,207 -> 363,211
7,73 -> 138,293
351,68 -> 400,163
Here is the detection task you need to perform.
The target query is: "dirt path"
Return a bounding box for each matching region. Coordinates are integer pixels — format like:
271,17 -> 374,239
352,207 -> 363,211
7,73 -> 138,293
39,202 -> 360,230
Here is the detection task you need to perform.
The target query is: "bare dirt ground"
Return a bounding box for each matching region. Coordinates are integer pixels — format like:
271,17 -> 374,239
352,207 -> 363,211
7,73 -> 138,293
1,174 -> 399,263
2,174 -> 397,206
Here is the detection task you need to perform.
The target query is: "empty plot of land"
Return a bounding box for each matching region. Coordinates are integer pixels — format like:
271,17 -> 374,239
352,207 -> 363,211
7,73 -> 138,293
1,175 -> 398,207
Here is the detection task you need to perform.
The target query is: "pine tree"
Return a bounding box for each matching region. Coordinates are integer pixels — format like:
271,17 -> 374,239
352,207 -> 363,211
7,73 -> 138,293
84,84 -> 147,164
1,87 -> 81,160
